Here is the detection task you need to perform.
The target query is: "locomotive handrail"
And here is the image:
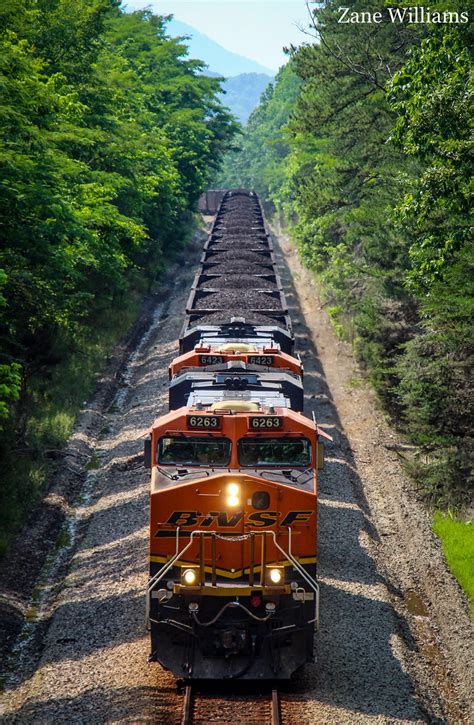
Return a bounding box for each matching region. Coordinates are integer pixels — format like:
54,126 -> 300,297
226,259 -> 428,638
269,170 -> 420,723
147,527 -> 320,629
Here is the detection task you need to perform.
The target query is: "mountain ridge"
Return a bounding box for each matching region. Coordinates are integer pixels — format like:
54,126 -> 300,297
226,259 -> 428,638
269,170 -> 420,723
221,73 -> 272,124
168,18 -> 276,77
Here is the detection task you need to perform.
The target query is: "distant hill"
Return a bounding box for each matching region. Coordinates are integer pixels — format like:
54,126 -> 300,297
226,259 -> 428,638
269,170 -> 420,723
168,18 -> 275,77
221,74 -> 272,124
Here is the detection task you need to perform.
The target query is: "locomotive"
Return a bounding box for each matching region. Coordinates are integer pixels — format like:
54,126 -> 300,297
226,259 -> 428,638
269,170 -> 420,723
145,190 -> 327,680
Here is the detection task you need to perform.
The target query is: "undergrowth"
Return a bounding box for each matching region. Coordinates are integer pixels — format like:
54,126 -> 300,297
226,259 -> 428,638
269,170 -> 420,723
0,295 -> 140,558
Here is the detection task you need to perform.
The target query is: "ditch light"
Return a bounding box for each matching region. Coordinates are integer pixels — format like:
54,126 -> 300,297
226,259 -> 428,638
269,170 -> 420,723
265,567 -> 284,586
181,567 -> 199,586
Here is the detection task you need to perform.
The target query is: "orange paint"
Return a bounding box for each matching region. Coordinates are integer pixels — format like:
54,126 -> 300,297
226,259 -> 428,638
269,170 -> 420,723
149,407 -> 318,580
169,346 -> 303,379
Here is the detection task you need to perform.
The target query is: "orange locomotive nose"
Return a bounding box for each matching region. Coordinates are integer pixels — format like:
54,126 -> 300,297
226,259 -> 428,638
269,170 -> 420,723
150,472 -> 317,586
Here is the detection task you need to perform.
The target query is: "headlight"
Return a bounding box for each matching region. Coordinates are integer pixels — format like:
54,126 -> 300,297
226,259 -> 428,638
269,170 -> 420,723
266,567 -> 284,585
226,482 -> 240,507
181,568 -> 198,586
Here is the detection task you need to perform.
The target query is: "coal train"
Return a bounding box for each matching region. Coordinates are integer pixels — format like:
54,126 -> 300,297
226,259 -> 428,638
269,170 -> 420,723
144,189 -> 328,680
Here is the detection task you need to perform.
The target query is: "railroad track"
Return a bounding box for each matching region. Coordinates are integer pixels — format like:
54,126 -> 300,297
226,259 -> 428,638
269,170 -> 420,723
181,683 -> 281,725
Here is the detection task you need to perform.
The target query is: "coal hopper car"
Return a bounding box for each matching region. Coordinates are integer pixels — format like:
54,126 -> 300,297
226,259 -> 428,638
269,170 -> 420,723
144,189 -> 327,680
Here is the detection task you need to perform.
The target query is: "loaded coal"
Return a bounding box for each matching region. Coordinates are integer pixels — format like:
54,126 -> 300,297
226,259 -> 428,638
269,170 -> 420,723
207,241 -> 270,252
205,250 -> 271,263
211,232 -> 267,241
189,310 -> 287,328
199,274 -> 277,291
193,290 -> 281,310
203,261 -> 274,275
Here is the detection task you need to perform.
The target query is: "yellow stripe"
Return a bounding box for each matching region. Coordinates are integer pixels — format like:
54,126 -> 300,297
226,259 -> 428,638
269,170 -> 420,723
149,555 -> 316,579
172,584 -> 292,596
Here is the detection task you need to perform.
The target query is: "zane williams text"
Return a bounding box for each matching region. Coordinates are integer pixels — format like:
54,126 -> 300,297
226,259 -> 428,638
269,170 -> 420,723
337,7 -> 469,23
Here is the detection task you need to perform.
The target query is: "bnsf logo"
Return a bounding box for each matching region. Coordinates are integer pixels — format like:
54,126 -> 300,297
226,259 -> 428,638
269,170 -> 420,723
156,510 -> 313,532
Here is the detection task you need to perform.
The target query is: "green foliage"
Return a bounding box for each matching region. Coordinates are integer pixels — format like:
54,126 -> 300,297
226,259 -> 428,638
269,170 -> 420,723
283,2 -> 423,405
0,0 -> 237,553
0,362 -> 21,423
389,25 -> 472,291
433,512 -> 474,615
0,270 -> 22,423
220,2 -> 472,507
388,22 -> 473,505
216,61 -> 301,210
0,294 -> 139,559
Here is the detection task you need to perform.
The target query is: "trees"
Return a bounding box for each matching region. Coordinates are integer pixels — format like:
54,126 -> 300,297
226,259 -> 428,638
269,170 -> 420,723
389,24 -> 473,503
218,3 -> 472,505
0,0 -> 237,551
215,61 -> 300,208
282,3 -> 423,402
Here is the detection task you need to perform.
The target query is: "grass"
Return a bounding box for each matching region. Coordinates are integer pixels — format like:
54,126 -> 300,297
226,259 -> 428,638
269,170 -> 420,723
433,511 -> 474,617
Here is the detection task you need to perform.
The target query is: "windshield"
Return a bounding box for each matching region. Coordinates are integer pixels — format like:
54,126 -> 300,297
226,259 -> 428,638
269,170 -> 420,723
158,436 -> 231,466
238,437 -> 312,467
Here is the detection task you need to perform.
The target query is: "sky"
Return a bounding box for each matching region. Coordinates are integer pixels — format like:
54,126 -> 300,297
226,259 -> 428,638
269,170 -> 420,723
124,1 -> 316,72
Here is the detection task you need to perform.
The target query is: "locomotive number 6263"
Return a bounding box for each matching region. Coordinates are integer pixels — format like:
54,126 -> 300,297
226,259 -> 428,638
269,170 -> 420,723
249,416 -> 283,429
187,415 -> 221,429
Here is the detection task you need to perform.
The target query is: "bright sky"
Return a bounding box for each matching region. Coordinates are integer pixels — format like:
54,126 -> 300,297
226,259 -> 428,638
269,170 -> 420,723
123,1 -> 316,72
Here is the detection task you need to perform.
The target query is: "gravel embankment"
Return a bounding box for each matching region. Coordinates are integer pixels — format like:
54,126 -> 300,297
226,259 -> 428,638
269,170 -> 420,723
0,221 -> 472,724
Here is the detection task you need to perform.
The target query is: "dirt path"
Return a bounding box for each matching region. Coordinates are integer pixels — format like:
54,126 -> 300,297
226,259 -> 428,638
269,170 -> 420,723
0,223 -> 472,724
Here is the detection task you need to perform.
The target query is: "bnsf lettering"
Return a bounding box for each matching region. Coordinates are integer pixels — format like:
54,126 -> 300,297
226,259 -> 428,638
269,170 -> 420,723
216,511 -> 243,527
165,511 -> 243,528
166,511 -> 200,526
159,510 -> 313,533
247,511 -> 278,527
280,511 -> 313,526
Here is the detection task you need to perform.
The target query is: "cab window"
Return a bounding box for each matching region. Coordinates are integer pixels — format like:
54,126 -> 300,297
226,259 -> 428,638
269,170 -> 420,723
238,437 -> 311,467
158,436 -> 231,466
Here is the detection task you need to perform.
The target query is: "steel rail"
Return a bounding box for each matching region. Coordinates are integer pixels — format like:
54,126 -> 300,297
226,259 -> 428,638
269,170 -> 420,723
271,688 -> 281,725
181,684 -> 193,725
180,685 -> 281,725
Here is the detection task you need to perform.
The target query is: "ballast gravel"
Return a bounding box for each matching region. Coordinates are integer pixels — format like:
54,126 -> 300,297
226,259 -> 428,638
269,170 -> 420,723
0,220 -> 472,724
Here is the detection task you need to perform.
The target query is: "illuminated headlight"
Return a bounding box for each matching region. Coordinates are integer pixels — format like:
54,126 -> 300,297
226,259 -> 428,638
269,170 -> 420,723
181,568 -> 198,586
270,568 -> 282,584
226,482 -> 240,507
266,567 -> 284,585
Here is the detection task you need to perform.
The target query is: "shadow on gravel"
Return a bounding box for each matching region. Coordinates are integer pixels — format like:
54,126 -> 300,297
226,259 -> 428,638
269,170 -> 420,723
273,241 -> 426,721
7,684 -> 178,725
